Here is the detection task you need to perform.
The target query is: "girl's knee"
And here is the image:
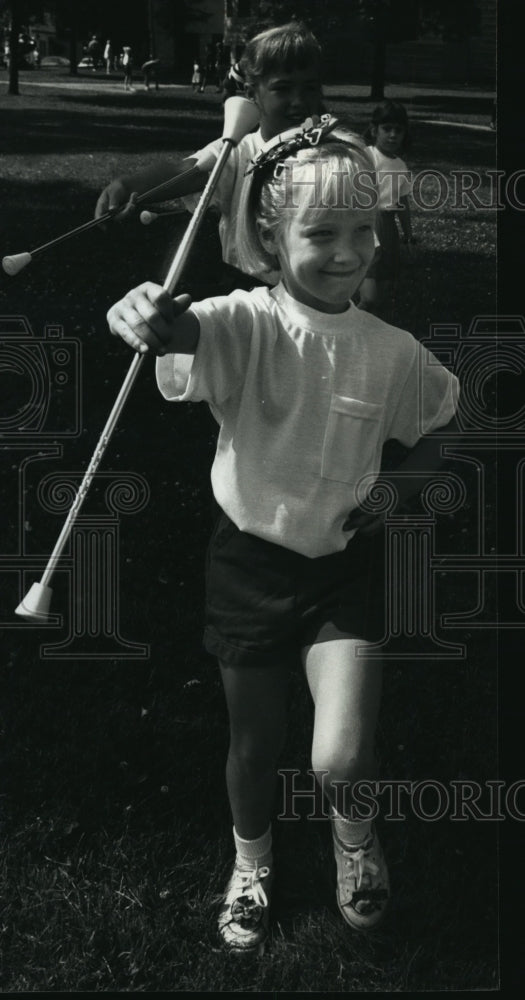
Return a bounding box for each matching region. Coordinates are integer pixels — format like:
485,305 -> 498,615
311,745 -> 375,791
229,729 -> 287,777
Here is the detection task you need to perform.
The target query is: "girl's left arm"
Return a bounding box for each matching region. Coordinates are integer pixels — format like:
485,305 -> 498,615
346,415 -> 460,535
382,414 -> 460,509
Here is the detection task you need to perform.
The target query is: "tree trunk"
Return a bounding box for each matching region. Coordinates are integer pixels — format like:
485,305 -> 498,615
369,3 -> 387,100
8,1 -> 21,96
370,33 -> 386,99
147,0 -> 156,58
68,25 -> 78,75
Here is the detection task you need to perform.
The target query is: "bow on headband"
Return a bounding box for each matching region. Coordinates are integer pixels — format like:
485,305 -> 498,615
245,114 -> 340,177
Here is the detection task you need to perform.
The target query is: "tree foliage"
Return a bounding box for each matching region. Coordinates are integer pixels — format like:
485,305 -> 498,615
154,0 -> 211,32
245,0 -> 482,97
232,0 -> 354,45
244,0 -> 481,46
417,0 -> 481,41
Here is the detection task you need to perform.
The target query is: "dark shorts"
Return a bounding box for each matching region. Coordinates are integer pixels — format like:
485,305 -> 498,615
366,211 -> 400,282
204,511 -> 386,668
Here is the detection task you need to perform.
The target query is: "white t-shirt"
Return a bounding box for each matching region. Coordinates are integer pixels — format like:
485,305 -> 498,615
156,284 -> 458,558
367,145 -> 411,211
183,129 -> 266,275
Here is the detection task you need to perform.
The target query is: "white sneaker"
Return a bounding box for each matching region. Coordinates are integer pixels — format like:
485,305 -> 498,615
217,861 -> 272,954
332,826 -> 390,930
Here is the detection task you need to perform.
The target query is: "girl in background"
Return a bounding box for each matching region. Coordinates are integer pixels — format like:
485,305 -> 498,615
191,60 -> 201,91
122,46 -> 134,92
95,22 -> 325,291
358,100 -> 415,320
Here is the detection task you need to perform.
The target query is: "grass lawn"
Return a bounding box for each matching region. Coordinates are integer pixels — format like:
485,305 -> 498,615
0,72 -> 500,991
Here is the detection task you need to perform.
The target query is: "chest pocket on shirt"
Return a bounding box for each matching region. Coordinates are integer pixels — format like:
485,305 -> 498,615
321,395 -> 383,485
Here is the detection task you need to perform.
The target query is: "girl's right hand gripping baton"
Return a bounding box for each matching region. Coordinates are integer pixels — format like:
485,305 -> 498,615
15,96 -> 260,621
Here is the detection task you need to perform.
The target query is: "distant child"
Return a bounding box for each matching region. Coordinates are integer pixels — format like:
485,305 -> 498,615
142,54 -> 160,91
191,60 -> 201,91
122,46 -> 134,92
104,39 -> 112,75
87,34 -> 101,71
106,121 -> 459,954
95,21 -> 325,289
198,43 -> 216,92
358,100 -> 414,320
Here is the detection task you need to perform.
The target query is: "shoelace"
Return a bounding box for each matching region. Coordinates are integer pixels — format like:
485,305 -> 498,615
233,865 -> 270,909
343,845 -> 379,891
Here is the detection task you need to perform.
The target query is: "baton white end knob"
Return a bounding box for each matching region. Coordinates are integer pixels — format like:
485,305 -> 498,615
2,251 -> 32,275
140,210 -> 157,225
15,581 -> 53,621
222,96 -> 260,146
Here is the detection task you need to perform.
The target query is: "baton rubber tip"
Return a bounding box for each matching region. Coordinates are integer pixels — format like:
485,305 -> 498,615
2,251 -> 32,275
222,96 -> 260,145
15,581 -> 53,621
140,210 -> 157,225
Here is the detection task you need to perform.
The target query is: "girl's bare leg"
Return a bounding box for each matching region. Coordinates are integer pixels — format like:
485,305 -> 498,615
219,660 -> 291,839
302,635 -> 389,929
302,635 -> 382,805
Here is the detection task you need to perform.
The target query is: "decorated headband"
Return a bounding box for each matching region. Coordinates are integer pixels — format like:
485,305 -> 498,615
245,114 -> 340,177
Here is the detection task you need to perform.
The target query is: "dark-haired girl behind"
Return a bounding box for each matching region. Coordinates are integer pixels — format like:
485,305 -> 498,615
358,100 -> 415,321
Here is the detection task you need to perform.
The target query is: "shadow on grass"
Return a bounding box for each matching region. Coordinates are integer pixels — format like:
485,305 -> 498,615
1,614 -> 498,991
0,172 -> 225,308
0,105 -> 220,155
328,92 -> 495,116
59,90 -> 223,113
406,123 -> 496,170
1,85 -> 496,164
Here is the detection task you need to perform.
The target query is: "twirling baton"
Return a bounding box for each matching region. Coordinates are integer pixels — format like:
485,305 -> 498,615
15,95 -> 260,621
2,165 -> 212,276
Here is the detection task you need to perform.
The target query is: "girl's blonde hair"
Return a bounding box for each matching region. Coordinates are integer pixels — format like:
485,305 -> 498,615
237,126 -> 376,280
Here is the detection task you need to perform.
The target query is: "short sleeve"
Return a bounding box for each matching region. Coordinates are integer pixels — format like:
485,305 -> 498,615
387,342 -> 459,447
155,289 -> 256,407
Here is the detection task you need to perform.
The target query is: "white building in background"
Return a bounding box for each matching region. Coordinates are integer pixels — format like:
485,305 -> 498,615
1,10 -> 56,65
153,0 -> 227,74
27,13 -> 56,60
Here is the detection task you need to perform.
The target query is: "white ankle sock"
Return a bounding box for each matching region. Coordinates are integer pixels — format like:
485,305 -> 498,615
331,808 -> 372,848
233,824 -> 273,870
